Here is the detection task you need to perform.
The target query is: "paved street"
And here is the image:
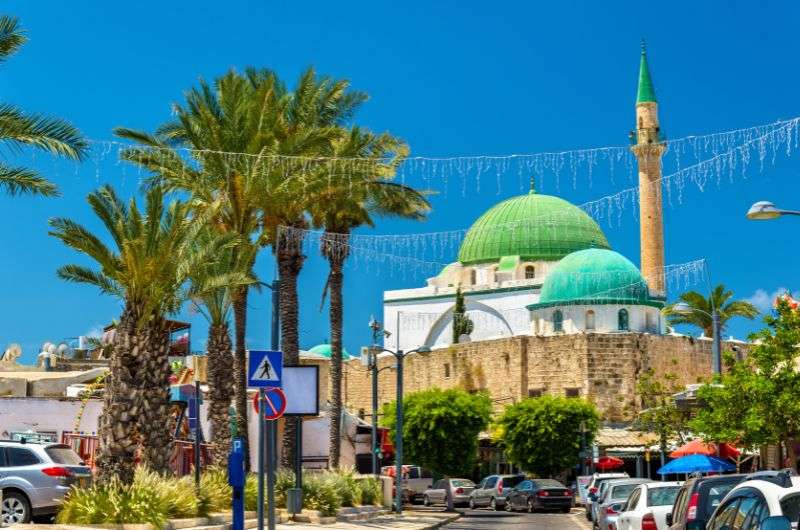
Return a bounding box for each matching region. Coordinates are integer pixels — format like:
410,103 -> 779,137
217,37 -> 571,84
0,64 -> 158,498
440,508 -> 591,530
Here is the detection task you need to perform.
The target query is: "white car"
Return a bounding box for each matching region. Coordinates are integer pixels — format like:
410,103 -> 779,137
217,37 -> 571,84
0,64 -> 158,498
615,481 -> 681,530
585,472 -> 630,521
705,470 -> 800,530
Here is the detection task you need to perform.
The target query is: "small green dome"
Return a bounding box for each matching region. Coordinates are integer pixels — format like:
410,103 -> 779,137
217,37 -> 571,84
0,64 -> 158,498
538,249 -> 650,305
308,343 -> 351,360
457,192 -> 610,265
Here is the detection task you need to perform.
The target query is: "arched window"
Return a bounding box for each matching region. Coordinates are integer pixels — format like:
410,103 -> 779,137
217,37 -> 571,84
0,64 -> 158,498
469,269 -> 477,285
638,117 -> 643,129
585,310 -> 595,330
491,267 -> 499,284
553,310 -> 563,332
525,265 -> 535,279
618,308 -> 629,331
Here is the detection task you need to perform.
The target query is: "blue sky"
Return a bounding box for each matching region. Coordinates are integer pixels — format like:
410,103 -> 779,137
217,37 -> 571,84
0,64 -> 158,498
3,1 -> 800,363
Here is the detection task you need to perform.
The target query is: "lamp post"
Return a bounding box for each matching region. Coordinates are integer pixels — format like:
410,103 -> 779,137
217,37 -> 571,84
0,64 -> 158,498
367,317 -> 385,477
372,344 -> 432,515
746,201 -> 800,220
671,302 -> 721,375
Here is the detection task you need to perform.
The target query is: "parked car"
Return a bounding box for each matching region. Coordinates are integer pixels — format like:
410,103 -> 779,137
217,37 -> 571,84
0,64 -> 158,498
468,474 -> 526,510
381,465 -> 433,503
0,440 -> 91,524
586,473 -> 631,521
595,478 -> 653,530
666,474 -> 745,530
592,475 -> 635,523
616,481 -> 682,530
505,478 -> 573,513
703,470 -> 800,530
423,478 -> 475,507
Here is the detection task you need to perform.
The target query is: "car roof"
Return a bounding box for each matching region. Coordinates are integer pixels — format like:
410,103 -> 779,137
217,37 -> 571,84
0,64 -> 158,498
607,478 -> 653,486
727,478 -> 800,515
642,481 -> 682,489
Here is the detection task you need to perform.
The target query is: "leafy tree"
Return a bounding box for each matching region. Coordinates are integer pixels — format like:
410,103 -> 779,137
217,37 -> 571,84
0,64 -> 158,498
691,298 -> 800,466
381,388 -> 491,477
452,286 -> 474,343
49,185 -> 227,482
635,368 -> 687,466
311,128 -> 430,468
664,284 -> 758,336
496,395 -> 599,476
0,16 -> 87,196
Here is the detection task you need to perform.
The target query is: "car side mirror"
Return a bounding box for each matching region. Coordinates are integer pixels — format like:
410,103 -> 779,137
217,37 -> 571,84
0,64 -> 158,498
761,516 -> 792,530
665,512 -> 672,525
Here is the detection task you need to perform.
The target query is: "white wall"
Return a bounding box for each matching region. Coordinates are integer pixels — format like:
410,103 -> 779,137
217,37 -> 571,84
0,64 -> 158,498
530,304 -> 663,336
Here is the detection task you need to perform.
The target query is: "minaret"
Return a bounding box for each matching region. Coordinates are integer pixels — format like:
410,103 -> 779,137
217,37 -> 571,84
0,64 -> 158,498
631,41 -> 666,296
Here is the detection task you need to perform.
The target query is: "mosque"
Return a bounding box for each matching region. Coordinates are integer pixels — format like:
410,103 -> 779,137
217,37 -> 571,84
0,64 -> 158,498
383,46 -> 667,352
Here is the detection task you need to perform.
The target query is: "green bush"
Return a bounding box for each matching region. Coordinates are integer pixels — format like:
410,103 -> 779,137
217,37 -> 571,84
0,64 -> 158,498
357,476 -> 382,506
324,468 -> 361,507
275,469 -> 295,509
302,473 -> 342,516
200,467 -> 233,513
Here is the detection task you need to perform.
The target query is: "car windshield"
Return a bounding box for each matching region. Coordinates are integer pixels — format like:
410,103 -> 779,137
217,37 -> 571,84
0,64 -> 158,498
702,482 -> 738,518
780,493 -> 800,522
452,480 -> 474,487
45,446 -> 84,465
535,479 -> 565,488
647,486 -> 680,507
610,484 -> 640,501
503,476 -> 525,488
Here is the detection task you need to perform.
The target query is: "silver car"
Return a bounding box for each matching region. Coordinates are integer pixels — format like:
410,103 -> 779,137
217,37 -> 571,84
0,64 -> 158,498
423,478 -> 475,507
594,478 -> 653,530
0,440 -> 91,524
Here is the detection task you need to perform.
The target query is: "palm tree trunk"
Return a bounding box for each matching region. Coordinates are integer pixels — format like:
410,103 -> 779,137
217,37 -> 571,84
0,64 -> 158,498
277,228 -> 305,467
138,317 -> 173,474
233,286 -> 250,470
96,303 -> 141,485
323,230 -> 349,469
208,322 -> 234,465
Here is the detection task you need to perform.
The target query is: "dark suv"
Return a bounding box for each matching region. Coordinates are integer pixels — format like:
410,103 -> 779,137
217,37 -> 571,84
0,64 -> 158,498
667,474 -> 745,530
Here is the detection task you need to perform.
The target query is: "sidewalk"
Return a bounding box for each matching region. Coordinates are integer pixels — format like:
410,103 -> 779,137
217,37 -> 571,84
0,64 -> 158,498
281,511 -> 459,529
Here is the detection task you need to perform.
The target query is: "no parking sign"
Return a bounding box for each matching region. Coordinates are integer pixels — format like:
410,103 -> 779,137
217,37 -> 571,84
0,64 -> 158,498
252,387 -> 287,420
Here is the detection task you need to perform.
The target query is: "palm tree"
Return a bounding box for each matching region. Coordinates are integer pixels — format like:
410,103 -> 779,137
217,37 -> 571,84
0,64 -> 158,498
310,127 -> 431,468
187,230 -> 255,464
49,185 -> 217,482
0,16 -> 87,196
664,284 -> 759,337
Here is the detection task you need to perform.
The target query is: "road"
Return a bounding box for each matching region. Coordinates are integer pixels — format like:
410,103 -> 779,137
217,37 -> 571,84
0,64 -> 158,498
439,508 -> 591,529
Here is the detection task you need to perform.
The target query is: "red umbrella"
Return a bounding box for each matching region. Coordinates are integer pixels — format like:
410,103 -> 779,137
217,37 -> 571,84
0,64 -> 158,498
670,439 -> 740,459
595,456 -> 625,471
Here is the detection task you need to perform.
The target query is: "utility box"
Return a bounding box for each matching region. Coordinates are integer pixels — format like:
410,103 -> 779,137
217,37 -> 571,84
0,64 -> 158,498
287,488 -> 302,515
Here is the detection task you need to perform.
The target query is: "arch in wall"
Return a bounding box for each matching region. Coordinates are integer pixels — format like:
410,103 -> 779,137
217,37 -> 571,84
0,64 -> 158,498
423,298 -> 514,348
585,309 -> 596,330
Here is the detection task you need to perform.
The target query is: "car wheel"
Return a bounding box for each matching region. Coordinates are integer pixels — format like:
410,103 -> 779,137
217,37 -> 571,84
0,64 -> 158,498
490,497 -> 498,511
527,499 -> 535,513
423,495 -> 430,507
505,499 -> 513,512
469,497 -> 476,510
561,507 -> 571,514
2,492 -> 31,525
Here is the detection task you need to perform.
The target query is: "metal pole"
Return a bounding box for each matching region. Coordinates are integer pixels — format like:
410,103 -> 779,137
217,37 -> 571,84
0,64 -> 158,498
257,389 -> 265,530
394,351 -> 404,515
266,420 -> 276,530
712,308 -> 721,375
194,379 -> 201,489
371,351 -> 379,476
270,280 -> 280,351
294,418 -> 303,490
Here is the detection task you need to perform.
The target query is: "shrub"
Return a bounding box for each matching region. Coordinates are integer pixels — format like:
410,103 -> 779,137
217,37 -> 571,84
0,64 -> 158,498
302,473 -> 342,516
200,467 -> 232,513
324,468 -> 361,507
275,469 -> 295,509
357,476 -> 382,506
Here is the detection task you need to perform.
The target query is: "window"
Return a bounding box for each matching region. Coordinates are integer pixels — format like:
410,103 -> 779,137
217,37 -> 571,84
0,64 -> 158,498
525,265 -> 535,279
565,388 -> 580,398
585,310 -> 596,330
518,480 -> 532,491
444,363 -> 450,378
470,269 -> 477,285
780,494 -> 800,526
732,496 -> 758,530
5,447 -> 40,466
46,446 -> 84,465
491,268 -> 499,283
646,311 -> 656,332
709,499 -> 740,530
618,308 -> 629,331
742,500 -> 768,530
528,388 -> 542,398
485,477 -> 498,488
626,488 -> 641,511
647,486 -> 680,507
553,310 -> 563,332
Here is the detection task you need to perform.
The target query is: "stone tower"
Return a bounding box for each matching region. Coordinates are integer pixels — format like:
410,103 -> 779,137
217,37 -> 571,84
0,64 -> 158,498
631,42 -> 666,295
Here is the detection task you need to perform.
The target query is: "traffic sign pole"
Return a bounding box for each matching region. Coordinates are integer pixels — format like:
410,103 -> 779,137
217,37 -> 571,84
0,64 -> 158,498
266,420 -> 276,530
257,389 -> 266,530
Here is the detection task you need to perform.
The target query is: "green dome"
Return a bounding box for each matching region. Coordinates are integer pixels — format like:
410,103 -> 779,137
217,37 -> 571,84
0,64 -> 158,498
536,249 -> 652,306
308,343 -> 351,360
457,192 -> 610,265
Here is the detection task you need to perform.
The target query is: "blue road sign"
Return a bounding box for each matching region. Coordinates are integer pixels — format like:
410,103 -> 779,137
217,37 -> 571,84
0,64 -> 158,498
248,350 -> 283,388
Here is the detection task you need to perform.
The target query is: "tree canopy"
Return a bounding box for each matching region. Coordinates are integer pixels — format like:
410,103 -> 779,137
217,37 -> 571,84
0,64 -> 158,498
382,388 -> 491,477
496,395 -> 599,476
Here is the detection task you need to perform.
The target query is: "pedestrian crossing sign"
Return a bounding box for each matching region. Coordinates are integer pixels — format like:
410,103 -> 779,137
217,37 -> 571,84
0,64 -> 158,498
248,350 -> 283,388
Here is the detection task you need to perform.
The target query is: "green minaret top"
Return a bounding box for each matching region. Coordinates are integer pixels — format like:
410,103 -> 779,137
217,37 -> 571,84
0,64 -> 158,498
637,40 -> 657,104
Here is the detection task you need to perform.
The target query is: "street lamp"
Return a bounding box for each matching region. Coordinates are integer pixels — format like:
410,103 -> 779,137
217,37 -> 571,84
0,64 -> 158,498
671,302 -> 721,375
746,201 -> 800,220
371,343 -> 432,515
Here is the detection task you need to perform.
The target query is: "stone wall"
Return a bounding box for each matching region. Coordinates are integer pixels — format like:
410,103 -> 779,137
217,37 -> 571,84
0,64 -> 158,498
343,332 -> 721,422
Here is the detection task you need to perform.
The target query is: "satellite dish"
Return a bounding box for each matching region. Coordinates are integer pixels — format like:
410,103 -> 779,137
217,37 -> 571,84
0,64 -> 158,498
57,343 -> 69,356
46,343 -> 57,355
2,343 -> 21,362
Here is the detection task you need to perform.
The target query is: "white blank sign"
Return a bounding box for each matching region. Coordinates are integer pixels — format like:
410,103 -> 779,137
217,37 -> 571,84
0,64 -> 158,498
282,366 -> 319,416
